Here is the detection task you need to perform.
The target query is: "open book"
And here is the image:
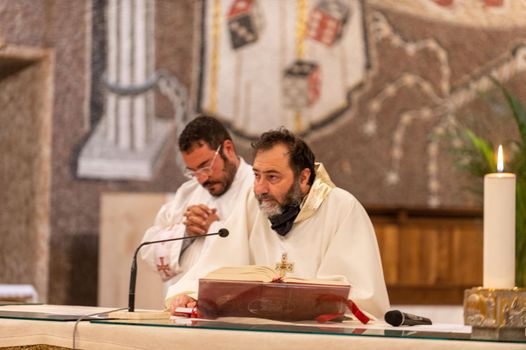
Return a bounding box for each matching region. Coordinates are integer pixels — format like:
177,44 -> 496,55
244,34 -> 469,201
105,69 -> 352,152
197,265 -> 350,321
203,265 -> 348,285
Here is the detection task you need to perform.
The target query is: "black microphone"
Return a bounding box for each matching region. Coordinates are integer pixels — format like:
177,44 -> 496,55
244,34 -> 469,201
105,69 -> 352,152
384,310 -> 432,327
128,228 -> 229,312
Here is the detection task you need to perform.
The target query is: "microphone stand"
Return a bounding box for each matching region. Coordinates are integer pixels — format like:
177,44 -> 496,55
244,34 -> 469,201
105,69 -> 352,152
128,230 -> 228,312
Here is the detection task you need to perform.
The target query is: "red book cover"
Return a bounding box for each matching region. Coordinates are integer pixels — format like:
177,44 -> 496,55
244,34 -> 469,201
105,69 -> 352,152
197,278 -> 350,321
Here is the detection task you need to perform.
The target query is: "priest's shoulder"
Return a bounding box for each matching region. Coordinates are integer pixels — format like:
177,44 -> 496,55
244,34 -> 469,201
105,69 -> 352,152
327,187 -> 362,209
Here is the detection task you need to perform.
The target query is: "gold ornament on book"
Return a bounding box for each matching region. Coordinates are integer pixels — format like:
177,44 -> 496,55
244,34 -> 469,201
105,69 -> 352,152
275,253 -> 294,278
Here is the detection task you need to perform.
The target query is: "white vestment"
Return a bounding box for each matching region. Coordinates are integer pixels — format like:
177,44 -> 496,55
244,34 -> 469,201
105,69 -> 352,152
164,182 -> 256,298
248,164 -> 390,319
141,158 -> 253,287
165,163 -> 390,319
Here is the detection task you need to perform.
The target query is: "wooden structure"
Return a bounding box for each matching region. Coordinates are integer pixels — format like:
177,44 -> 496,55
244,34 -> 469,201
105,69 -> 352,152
371,208 -> 483,305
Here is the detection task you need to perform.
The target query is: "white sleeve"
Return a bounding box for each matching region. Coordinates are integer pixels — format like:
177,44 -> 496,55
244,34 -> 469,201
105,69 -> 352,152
164,187 -> 256,306
175,218 -> 227,280
140,187 -> 192,281
315,195 -> 390,320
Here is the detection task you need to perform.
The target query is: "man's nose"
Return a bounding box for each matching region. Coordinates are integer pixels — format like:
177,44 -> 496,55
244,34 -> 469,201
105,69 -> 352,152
254,179 -> 268,195
196,171 -> 211,184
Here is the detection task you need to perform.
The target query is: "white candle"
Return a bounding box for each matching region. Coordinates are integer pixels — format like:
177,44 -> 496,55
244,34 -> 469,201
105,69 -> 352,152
483,145 -> 516,288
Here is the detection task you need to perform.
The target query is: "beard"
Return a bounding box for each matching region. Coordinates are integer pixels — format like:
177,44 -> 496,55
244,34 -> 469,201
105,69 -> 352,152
203,158 -> 237,197
257,178 -> 304,218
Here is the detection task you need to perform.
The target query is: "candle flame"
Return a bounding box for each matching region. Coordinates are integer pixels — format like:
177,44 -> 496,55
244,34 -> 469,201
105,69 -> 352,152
497,145 -> 504,172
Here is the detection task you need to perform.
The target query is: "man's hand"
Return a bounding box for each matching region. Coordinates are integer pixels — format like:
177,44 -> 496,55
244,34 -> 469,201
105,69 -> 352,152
170,294 -> 197,316
183,204 -> 219,236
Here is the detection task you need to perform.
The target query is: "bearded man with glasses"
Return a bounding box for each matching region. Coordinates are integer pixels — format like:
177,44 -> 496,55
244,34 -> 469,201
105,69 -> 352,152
140,115 -> 254,289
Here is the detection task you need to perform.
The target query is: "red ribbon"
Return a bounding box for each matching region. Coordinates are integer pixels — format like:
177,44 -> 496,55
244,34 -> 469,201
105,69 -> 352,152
315,298 -> 370,324
345,299 -> 370,324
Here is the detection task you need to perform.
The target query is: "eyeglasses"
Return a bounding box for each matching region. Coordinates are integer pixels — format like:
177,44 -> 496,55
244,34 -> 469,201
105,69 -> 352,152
183,145 -> 222,180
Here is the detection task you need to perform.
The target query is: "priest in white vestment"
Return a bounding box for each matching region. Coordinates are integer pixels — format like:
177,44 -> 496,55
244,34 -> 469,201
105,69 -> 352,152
141,116 -> 253,288
167,128 -> 390,319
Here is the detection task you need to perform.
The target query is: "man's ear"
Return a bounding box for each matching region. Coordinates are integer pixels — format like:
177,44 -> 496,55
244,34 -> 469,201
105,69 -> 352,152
299,168 -> 311,192
222,139 -> 236,158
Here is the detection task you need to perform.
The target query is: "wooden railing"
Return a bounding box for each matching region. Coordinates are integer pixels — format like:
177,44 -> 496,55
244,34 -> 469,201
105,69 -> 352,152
370,208 -> 483,304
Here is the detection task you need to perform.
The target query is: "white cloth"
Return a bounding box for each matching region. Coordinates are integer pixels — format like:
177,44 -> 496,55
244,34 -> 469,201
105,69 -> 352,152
166,163 -> 390,319
165,183 -> 256,298
248,169 -> 390,319
141,158 -> 254,287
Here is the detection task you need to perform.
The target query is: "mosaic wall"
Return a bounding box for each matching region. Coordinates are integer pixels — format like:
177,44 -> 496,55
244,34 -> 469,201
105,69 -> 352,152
198,0 -> 525,209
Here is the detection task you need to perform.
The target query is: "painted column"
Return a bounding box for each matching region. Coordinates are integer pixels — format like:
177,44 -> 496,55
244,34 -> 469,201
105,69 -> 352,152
106,0 -> 155,150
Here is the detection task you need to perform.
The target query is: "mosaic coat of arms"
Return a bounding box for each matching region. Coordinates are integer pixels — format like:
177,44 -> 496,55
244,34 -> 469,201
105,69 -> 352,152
198,0 -> 367,139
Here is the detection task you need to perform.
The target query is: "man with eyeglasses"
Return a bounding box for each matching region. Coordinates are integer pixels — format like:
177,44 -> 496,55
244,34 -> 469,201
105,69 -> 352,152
140,115 -> 254,288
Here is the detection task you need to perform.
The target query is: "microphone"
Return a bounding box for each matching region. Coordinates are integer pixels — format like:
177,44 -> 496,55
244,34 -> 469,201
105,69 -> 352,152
128,228 -> 229,312
384,310 -> 432,327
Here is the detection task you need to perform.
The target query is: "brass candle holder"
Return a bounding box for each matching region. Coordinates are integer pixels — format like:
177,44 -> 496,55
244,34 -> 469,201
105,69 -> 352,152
464,287 -> 526,340
464,287 -> 526,327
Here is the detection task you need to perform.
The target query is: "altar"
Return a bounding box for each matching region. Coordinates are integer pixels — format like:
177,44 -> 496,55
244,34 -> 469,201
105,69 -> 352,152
0,304 -> 524,350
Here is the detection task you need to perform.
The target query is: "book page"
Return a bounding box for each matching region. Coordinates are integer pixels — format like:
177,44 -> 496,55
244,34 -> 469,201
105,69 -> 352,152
282,277 -> 348,286
203,266 -> 349,286
204,265 -> 277,282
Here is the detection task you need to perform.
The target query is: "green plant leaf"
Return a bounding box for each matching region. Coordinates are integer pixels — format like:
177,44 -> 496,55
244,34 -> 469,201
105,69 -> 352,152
490,76 -> 526,144
464,129 -> 496,173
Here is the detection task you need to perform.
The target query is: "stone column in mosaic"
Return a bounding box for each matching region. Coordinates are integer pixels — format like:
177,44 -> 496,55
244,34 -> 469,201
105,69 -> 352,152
78,0 -> 185,180
105,0 -> 154,151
